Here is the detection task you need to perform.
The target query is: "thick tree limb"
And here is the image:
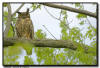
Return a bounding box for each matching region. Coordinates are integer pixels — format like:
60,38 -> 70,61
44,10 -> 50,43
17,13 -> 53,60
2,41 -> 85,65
4,38 -> 77,50
4,38 -> 96,54
4,4 -> 12,37
41,3 -> 97,18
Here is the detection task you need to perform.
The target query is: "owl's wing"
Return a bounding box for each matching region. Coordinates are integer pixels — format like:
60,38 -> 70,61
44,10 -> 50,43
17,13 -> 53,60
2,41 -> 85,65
15,19 -> 22,38
29,20 -> 34,39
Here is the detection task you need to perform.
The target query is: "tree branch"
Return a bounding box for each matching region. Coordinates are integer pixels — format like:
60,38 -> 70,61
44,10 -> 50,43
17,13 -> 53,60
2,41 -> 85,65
4,4 -> 12,37
4,3 -> 24,37
86,18 -> 95,29
12,3 -> 25,16
11,23 -> 15,37
41,3 -> 97,18
43,6 -> 71,34
4,37 -> 77,50
44,6 -> 60,21
4,37 -> 96,54
43,25 -> 57,40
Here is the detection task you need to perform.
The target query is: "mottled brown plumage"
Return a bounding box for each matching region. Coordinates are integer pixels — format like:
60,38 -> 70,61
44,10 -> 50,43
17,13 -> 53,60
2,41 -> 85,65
15,9 -> 34,39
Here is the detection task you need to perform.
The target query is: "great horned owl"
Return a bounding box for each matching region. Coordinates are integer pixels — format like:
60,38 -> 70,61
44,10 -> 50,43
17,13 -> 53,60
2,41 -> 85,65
15,9 -> 34,39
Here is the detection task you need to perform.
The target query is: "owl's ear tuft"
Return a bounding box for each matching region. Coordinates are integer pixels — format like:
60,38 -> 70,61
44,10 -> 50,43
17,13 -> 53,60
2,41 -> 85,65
17,12 -> 21,14
26,8 -> 29,13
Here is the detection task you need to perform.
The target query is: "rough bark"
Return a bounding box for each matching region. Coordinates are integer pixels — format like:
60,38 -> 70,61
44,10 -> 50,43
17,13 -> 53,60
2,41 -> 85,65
4,37 -> 96,54
4,3 -> 12,37
41,3 -> 97,18
4,38 -> 77,50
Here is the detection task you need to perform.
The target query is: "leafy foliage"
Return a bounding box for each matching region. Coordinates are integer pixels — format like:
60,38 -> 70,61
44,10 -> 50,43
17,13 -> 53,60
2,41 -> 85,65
35,29 -> 46,39
77,13 -> 87,19
31,4 -> 41,11
75,3 -> 84,9
79,21 -> 84,25
4,45 -> 22,65
60,10 -> 68,40
15,42 -> 34,55
86,26 -> 96,40
69,27 -> 83,43
7,25 -> 14,37
24,56 -> 34,65
34,47 -> 55,65
3,3 -> 8,7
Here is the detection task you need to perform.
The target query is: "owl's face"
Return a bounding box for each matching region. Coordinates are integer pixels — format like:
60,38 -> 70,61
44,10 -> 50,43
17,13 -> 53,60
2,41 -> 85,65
17,9 -> 30,19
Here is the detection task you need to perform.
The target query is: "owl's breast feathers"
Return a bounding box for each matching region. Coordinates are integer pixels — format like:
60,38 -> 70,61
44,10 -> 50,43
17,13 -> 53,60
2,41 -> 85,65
16,18 -> 34,39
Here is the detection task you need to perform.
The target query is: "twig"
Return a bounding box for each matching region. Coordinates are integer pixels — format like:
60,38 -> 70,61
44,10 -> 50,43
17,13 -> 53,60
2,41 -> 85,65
44,6 -> 71,34
59,10 -> 62,20
11,23 -> 15,37
29,4 -> 41,13
86,18 -> 95,31
86,18 -> 96,36
43,25 -> 57,40
44,6 -> 60,21
44,6 -> 71,29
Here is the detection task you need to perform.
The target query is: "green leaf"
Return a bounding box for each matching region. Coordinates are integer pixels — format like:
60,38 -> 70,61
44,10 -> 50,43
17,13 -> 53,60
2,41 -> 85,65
7,25 -> 13,37
32,4 -> 37,10
61,10 -> 66,15
3,3 -> 8,7
77,13 -> 87,19
12,18 -> 17,24
3,11 -> 8,23
75,3 -> 81,7
4,11 -> 8,16
24,56 -> 34,65
77,45 -> 85,53
79,21 -> 84,25
4,55 -> 19,65
16,42 -> 34,55
38,4 -> 41,9
31,4 -> 41,10
90,41 -> 96,47
75,3 -> 83,9
4,45 -> 22,56
35,29 -> 46,39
